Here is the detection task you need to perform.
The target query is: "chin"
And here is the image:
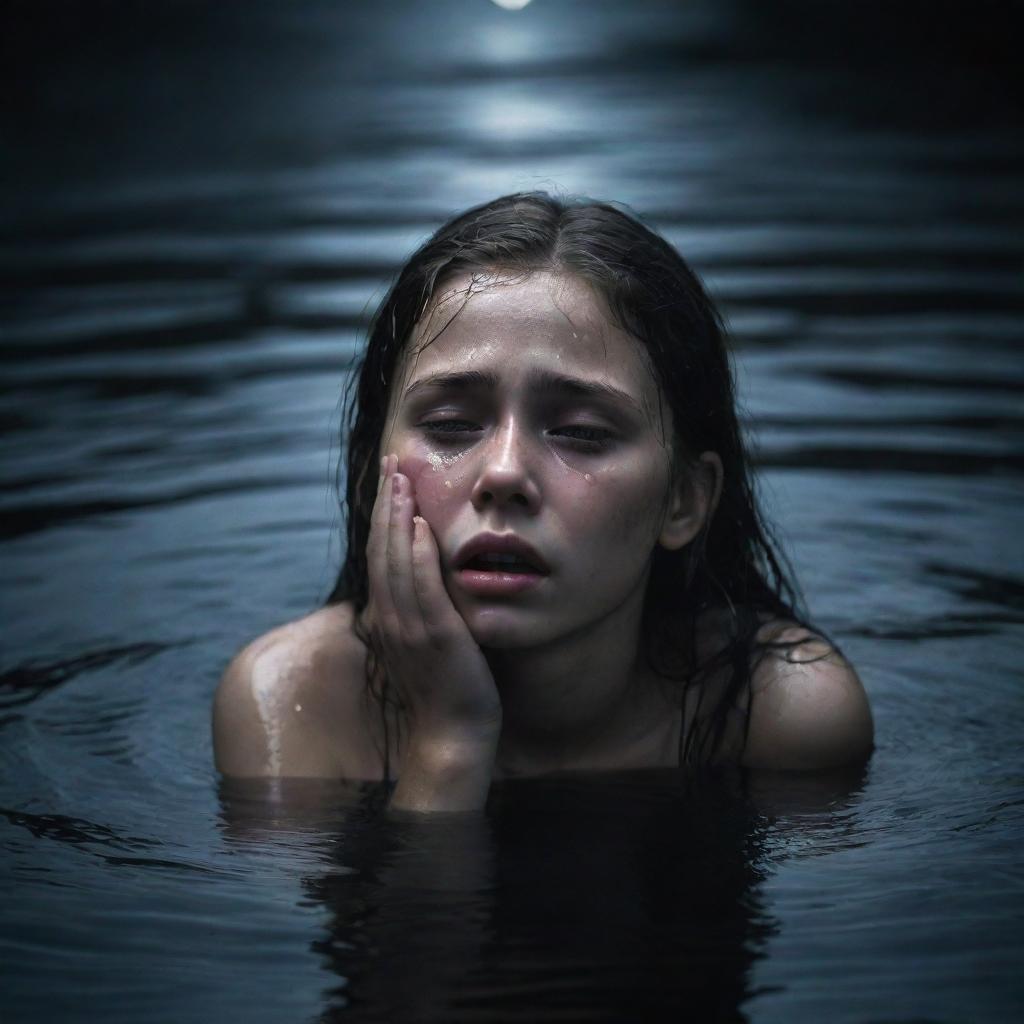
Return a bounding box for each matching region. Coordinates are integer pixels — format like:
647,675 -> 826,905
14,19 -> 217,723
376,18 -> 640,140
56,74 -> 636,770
462,607 -> 550,650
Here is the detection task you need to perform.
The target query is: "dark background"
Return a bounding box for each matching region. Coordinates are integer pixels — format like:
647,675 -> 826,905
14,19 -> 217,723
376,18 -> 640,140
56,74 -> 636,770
2,3 -> 1022,1022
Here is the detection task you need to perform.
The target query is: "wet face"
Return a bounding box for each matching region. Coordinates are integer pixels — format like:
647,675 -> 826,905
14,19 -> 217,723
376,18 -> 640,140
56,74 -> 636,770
380,270 -> 704,649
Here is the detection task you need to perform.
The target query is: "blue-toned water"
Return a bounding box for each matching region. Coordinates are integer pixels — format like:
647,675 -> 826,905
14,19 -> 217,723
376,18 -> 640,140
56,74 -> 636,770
2,2 -> 1022,1021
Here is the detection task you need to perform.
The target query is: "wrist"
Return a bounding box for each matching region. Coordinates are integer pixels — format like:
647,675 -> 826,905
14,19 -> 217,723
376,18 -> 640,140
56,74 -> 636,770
410,704 -> 502,741
389,727 -> 499,813
404,724 -> 500,772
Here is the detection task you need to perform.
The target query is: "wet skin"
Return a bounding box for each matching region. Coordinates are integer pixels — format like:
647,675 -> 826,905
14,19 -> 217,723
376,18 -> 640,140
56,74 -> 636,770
379,270 -> 711,653
211,274 -> 871,795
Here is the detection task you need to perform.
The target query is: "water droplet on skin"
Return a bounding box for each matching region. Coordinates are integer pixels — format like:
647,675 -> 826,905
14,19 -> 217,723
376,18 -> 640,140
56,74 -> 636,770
445,479 -> 453,488
584,473 -> 593,482
294,703 -> 303,713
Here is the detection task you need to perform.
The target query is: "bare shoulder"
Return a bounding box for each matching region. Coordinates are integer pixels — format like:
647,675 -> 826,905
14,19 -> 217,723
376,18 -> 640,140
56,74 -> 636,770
212,602 -> 384,780
742,622 -> 874,771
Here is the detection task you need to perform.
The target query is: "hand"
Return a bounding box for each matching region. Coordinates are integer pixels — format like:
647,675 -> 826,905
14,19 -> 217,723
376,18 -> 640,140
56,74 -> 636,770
365,454 -> 502,810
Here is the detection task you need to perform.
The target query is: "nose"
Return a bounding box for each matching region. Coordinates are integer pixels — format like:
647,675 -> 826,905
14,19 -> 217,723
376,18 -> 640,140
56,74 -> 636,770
470,417 -> 542,515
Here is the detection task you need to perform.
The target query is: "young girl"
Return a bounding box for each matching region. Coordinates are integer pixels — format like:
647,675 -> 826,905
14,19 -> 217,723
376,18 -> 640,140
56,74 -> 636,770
213,192 -> 873,811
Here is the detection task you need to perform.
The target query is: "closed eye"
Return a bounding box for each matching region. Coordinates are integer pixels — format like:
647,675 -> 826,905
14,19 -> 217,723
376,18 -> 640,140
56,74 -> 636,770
420,419 -> 482,437
549,425 -> 615,450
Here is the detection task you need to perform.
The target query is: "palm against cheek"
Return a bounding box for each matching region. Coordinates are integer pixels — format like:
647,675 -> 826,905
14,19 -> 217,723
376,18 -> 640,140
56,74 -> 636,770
367,456 -> 501,734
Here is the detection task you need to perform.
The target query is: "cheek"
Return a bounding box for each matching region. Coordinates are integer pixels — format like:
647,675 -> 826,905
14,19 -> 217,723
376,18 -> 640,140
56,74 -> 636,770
398,451 -> 465,527
573,460 -> 669,548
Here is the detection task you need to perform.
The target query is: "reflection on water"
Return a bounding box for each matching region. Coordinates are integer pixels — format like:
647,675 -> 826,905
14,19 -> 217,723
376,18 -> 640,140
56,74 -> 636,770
219,773 -> 784,1023
2,0 -> 1022,1021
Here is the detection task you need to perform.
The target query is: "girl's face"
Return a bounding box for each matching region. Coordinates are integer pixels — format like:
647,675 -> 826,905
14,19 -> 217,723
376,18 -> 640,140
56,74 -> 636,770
380,271 -> 706,650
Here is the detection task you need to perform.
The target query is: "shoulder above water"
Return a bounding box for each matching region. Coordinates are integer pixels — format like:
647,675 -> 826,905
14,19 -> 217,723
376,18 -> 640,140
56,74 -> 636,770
212,602 -> 381,780
741,624 -> 874,772
213,607 -> 874,781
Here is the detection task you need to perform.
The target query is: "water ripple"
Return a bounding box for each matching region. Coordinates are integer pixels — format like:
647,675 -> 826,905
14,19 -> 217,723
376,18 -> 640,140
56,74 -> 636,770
0,643 -> 171,711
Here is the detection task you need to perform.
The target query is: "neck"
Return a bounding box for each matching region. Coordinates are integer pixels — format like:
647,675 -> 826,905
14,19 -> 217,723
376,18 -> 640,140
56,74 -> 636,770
484,590 -> 680,777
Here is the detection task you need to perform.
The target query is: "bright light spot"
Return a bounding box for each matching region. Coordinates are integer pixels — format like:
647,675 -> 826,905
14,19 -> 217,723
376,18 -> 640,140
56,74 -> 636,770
472,89 -> 574,140
490,0 -> 533,10
479,23 -> 534,63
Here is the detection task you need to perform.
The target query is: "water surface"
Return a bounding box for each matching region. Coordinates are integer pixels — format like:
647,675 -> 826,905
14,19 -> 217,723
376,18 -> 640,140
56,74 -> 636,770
2,2 -> 1022,1021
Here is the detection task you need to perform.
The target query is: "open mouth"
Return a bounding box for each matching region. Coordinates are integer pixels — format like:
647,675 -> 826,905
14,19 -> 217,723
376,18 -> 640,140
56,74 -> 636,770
453,534 -> 550,594
462,553 -> 543,575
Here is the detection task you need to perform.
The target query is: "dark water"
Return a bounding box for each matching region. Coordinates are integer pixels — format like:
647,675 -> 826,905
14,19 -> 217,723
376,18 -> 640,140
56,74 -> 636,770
2,1 -> 1022,1021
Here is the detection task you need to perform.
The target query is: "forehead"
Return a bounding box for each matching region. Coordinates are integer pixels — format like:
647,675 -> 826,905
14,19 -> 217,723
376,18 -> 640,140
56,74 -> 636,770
399,271 -> 658,399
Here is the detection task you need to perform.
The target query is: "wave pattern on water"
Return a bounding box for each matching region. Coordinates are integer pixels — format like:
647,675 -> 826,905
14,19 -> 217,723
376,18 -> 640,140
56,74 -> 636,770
2,1 -> 1022,1022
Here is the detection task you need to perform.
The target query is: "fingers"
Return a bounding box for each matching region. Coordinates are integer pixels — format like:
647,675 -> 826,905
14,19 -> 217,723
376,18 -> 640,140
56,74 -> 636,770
411,515 -> 461,641
369,454 -> 464,649
386,465 -> 420,630
367,453 -> 398,629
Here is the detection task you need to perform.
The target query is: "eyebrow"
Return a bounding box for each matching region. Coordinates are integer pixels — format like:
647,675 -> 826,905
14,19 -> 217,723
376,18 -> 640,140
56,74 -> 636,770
402,369 -> 643,412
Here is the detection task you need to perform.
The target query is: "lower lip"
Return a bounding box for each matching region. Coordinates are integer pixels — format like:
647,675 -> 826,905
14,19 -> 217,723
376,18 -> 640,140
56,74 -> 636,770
455,569 -> 546,596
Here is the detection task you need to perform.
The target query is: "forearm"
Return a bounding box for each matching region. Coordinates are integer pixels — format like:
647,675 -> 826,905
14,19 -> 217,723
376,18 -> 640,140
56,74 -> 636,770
389,728 -> 500,813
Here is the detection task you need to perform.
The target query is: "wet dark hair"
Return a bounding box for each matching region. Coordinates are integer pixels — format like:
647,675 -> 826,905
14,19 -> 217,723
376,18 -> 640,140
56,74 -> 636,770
326,192 -> 814,772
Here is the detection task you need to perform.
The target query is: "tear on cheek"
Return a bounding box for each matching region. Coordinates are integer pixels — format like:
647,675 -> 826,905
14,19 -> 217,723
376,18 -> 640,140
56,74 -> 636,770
404,457 -> 461,512
550,449 -> 599,482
